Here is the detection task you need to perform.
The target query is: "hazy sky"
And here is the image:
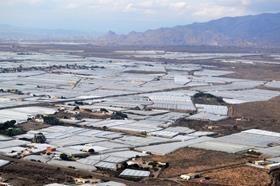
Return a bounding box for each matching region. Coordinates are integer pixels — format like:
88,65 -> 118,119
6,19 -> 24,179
0,0 -> 279,33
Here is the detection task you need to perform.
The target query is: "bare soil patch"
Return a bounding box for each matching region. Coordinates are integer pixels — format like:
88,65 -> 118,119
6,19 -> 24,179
197,166 -> 272,186
176,96 -> 280,135
224,64 -> 280,81
18,121 -> 50,132
0,161 -> 86,186
142,148 -> 255,178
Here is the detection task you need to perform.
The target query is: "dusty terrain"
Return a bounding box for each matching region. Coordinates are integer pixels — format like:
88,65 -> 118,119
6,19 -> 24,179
224,63 -> 280,81
231,96 -> 280,121
142,148 -> 271,186
143,148 -> 256,177
0,156 -> 142,186
0,159 -> 89,186
199,166 -> 272,186
18,121 -> 50,131
176,96 -> 280,136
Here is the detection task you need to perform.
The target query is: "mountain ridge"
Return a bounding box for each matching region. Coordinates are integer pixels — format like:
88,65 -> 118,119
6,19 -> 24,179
96,12 -> 280,48
0,12 -> 279,48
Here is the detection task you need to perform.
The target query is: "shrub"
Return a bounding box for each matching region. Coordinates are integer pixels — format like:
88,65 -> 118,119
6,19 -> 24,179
43,116 -> 60,125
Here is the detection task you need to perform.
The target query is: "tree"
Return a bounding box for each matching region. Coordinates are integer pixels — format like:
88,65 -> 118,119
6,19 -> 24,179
60,153 -> 74,161
0,120 -> 16,130
111,111 -> 128,120
43,116 -> 60,125
5,127 -> 23,136
32,133 -> 46,143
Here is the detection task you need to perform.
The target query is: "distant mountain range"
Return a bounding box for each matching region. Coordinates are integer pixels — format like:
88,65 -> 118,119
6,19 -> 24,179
0,24 -> 99,41
96,12 -> 280,48
0,12 -> 280,48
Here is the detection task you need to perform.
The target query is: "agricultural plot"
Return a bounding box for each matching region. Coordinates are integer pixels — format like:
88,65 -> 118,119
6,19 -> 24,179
0,49 -> 280,185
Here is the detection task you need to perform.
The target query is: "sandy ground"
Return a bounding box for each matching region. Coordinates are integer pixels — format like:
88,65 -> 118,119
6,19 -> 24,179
18,121 -> 50,131
176,96 -> 280,136
142,148 -> 272,186
198,165 -> 272,186
224,63 -> 280,81
142,148 -> 256,177
0,156 -> 139,186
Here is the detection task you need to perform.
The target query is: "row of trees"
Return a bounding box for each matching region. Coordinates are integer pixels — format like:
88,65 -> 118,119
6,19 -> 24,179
0,120 -> 24,136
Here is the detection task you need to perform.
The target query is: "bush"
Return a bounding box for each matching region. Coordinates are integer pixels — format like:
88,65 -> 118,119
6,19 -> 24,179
0,120 -> 16,130
5,127 -> 24,136
111,111 -> 128,120
60,153 -> 74,161
100,108 -> 109,113
43,116 -> 60,125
